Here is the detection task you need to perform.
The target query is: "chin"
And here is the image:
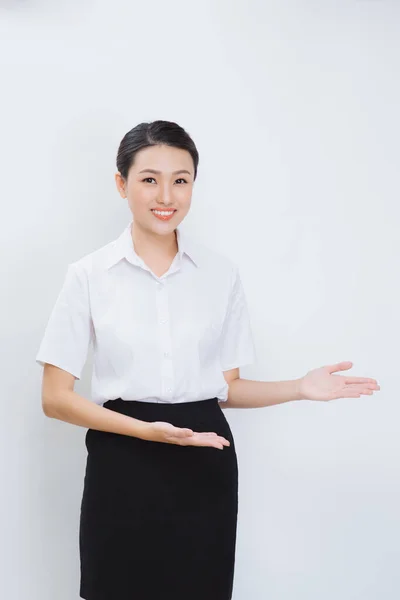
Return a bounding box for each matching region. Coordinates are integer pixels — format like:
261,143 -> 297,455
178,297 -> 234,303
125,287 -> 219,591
144,221 -> 176,235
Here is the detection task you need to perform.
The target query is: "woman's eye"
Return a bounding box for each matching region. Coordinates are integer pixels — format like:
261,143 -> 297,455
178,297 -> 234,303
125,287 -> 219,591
142,177 -> 187,184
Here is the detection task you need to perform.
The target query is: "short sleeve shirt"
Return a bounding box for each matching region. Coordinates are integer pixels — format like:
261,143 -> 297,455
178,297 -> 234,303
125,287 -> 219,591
35,221 -> 256,405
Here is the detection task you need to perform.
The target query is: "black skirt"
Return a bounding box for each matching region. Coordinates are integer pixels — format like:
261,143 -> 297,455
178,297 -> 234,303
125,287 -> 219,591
79,397 -> 239,600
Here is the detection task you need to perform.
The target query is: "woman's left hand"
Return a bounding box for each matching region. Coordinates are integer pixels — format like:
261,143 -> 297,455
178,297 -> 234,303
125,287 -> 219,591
298,361 -> 380,401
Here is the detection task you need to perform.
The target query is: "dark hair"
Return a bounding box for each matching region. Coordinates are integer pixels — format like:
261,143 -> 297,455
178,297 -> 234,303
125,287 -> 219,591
116,120 -> 199,182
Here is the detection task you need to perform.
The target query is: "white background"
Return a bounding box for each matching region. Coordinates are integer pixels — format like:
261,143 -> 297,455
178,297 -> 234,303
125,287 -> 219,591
1,1 -> 399,598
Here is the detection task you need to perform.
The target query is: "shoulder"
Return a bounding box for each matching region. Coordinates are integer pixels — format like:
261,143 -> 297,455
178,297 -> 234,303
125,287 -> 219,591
188,236 -> 239,295
189,235 -> 238,274
65,238 -> 117,281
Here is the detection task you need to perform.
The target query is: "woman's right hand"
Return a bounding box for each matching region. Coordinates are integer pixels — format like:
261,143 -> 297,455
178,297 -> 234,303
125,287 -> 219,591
142,421 -> 231,450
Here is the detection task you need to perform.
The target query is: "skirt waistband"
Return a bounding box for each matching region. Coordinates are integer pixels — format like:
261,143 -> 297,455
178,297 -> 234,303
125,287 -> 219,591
103,397 -> 220,419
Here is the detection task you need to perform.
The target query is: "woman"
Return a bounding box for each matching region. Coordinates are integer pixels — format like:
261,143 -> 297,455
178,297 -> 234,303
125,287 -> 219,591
36,120 -> 380,600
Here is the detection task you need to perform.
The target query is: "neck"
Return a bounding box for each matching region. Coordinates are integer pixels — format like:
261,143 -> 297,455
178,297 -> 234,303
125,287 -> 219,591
130,221 -> 178,263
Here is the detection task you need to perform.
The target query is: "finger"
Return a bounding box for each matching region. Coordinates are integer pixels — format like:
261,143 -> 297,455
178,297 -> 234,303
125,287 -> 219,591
344,377 -> 378,385
171,427 -> 194,438
216,436 -> 230,446
199,433 -> 229,443
210,439 -> 228,449
327,361 -> 353,374
186,435 -> 230,448
345,384 -> 378,392
336,390 -> 374,398
175,437 -> 224,448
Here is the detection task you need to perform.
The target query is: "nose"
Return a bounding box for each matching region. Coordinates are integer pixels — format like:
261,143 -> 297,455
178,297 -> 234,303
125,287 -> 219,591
157,183 -> 174,206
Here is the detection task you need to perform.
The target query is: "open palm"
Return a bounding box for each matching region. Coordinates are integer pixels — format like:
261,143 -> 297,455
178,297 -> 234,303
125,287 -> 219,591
298,361 -> 380,401
150,421 -> 231,449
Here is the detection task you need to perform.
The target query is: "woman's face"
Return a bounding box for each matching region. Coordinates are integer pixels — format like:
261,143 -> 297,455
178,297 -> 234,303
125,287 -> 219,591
115,144 -> 195,236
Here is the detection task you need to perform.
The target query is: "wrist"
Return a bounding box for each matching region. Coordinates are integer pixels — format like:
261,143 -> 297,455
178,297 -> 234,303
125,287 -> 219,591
130,418 -> 152,440
294,377 -> 306,401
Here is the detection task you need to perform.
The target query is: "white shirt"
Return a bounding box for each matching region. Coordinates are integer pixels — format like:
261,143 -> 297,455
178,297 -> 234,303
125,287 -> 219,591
35,220 -> 256,405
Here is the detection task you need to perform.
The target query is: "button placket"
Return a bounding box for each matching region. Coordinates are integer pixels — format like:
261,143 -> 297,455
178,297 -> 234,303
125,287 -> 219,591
155,279 -> 174,397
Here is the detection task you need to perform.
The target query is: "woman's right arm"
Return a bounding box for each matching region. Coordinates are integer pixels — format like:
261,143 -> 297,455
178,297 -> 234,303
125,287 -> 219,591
41,363 -> 151,439
41,363 -> 230,449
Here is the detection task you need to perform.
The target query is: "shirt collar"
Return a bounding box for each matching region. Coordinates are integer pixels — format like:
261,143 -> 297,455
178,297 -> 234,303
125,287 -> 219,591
105,220 -> 200,270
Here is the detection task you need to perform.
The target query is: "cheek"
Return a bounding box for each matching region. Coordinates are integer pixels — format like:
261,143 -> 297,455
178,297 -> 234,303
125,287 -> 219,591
176,188 -> 192,210
127,189 -> 155,214
179,200 -> 191,214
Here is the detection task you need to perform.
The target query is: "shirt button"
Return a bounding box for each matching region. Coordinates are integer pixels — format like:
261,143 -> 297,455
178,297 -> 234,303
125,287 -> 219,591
164,351 -> 170,358
167,388 -> 172,393
160,319 -> 168,324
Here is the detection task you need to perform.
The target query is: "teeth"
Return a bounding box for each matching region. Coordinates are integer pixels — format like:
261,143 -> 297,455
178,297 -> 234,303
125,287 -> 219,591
152,210 -> 174,216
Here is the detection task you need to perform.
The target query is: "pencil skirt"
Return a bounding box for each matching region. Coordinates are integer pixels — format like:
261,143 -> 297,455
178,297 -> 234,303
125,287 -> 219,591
79,397 -> 239,600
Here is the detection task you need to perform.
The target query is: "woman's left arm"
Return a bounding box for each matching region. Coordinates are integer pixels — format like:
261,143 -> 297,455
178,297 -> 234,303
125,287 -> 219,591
220,361 -> 380,409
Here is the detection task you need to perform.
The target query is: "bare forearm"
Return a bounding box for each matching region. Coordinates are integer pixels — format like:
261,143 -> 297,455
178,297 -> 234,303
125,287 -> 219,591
43,389 -> 149,438
223,378 -> 304,408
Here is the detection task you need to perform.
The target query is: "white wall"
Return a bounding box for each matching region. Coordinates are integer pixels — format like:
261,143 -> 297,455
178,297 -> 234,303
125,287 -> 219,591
1,1 -> 399,598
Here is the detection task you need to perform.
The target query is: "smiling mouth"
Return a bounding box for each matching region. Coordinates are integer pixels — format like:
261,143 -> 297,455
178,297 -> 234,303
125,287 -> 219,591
151,209 -> 177,220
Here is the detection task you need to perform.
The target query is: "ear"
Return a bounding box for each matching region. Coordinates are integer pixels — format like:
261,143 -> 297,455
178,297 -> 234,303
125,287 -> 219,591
115,172 -> 127,198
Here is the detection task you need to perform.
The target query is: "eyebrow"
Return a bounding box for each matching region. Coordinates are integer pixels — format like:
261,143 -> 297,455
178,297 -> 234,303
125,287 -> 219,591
138,169 -> 192,175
